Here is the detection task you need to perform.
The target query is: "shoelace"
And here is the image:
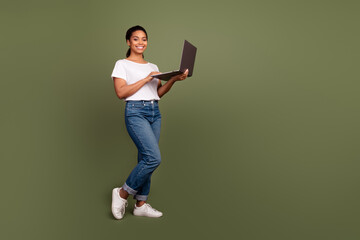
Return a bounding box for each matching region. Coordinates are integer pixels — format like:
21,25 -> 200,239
117,202 -> 128,215
144,203 -> 159,212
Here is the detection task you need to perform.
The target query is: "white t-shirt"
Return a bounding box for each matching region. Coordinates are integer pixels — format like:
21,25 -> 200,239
111,59 -> 160,101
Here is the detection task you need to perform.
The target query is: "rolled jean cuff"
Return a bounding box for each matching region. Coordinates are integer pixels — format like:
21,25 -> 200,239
122,182 -> 137,195
134,195 -> 148,201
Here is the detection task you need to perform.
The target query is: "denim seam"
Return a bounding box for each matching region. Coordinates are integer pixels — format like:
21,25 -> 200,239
127,120 -> 150,183
124,116 -> 149,193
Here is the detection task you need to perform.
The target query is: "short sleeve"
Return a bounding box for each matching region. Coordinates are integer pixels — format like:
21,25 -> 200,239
111,61 -> 127,80
153,64 -> 159,72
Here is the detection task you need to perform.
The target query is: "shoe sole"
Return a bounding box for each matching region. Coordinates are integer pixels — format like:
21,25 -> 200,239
133,211 -> 163,218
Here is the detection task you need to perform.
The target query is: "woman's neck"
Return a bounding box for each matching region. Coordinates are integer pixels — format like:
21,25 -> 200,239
127,53 -> 146,63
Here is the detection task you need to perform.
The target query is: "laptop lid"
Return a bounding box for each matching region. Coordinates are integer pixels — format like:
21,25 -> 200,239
180,40 -> 197,77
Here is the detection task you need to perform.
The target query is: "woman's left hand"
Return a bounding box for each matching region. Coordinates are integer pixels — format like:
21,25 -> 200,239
171,69 -> 189,81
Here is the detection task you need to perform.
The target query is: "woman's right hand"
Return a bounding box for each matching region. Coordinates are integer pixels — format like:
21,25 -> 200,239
145,71 -> 161,82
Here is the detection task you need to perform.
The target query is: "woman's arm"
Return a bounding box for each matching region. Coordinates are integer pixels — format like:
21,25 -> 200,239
157,69 -> 189,98
113,71 -> 160,99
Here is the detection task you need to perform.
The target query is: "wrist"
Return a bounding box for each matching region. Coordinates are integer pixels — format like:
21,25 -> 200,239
169,78 -> 177,83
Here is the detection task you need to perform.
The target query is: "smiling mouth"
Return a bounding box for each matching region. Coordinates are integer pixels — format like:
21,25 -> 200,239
136,46 -> 144,50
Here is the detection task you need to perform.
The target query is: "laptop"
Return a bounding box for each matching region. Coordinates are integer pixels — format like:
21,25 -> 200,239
151,40 -> 197,81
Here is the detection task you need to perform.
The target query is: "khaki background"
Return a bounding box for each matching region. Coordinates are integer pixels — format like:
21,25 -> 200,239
1,0 -> 359,239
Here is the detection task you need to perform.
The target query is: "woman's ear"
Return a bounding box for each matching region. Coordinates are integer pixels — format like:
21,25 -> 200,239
126,39 -> 130,47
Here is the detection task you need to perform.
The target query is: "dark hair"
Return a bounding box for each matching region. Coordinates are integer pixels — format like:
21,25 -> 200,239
125,25 -> 148,58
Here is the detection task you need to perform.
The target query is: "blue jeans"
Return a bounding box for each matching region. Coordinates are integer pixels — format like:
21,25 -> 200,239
122,100 -> 161,201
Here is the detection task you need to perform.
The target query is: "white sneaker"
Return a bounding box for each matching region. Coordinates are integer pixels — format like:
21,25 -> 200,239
111,188 -> 128,219
133,203 -> 163,218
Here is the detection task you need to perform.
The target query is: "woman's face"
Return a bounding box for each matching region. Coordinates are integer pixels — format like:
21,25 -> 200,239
127,30 -> 147,56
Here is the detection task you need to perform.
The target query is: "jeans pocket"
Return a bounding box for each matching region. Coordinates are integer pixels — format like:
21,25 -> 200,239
127,102 -> 145,110
125,103 -> 145,117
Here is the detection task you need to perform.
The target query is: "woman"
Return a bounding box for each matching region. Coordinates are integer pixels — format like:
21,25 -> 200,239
110,25 -> 188,219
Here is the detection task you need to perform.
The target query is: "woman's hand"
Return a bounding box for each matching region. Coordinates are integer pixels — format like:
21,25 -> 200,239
171,69 -> 189,82
145,71 -> 161,82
